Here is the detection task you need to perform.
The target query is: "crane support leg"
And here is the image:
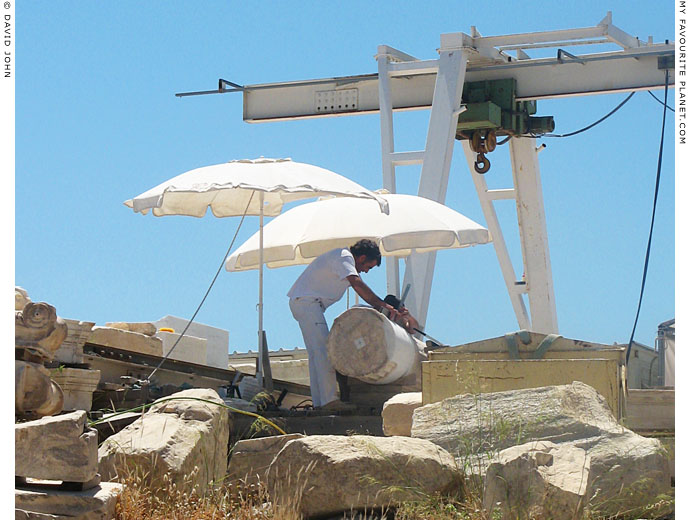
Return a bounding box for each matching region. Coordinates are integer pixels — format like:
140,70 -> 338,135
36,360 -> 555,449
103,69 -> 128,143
400,47 -> 469,328
509,137 -> 558,333
461,141 -> 531,330
378,47 -> 401,297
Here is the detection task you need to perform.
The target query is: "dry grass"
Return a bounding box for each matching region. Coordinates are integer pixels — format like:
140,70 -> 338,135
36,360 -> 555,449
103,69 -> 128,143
114,467 -> 277,520
114,473 -> 673,520
113,469 -> 491,520
112,454 -> 673,520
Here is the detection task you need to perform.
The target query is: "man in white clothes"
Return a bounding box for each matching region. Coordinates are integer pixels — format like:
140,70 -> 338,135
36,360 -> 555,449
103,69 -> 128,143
288,239 -> 414,410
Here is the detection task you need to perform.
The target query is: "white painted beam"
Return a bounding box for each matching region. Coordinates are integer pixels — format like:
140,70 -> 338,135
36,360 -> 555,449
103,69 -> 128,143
243,45 -> 674,121
390,151 -> 425,166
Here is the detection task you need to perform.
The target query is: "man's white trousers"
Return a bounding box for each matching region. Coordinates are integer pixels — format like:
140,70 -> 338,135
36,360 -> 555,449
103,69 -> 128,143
289,297 -> 337,408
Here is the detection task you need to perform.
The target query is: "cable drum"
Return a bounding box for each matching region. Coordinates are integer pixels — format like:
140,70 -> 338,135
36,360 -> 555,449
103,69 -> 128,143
326,307 -> 425,385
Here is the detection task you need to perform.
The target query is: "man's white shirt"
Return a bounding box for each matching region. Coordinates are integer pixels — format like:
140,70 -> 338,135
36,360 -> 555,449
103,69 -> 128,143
287,248 -> 358,308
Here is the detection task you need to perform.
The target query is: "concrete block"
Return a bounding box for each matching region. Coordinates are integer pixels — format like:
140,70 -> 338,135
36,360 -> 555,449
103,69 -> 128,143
155,316 -> 228,369
230,359 -> 311,386
155,330 -> 207,365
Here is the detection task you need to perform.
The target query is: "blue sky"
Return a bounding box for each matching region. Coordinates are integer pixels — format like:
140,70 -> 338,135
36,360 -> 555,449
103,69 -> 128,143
13,1 -> 678,356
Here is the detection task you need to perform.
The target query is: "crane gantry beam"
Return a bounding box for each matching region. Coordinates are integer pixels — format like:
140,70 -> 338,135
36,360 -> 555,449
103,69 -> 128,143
232,12 -> 674,123
240,43 -> 673,122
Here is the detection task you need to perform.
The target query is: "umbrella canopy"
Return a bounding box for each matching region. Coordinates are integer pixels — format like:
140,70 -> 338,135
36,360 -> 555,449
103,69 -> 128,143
225,193 -> 491,271
124,157 -> 388,216
124,157 -> 387,390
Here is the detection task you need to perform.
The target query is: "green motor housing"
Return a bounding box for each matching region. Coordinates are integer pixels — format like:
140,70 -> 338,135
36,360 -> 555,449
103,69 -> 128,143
455,78 -> 555,141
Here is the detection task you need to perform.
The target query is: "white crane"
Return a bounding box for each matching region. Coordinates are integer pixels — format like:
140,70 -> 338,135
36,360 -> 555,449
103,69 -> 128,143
180,12 -> 674,336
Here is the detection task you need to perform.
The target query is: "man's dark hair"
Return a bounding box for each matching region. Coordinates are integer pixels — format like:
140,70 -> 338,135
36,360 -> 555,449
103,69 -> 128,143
350,239 -> 382,266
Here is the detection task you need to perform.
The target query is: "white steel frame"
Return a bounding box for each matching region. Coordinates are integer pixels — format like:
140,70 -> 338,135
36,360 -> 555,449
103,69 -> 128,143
232,12 -> 673,333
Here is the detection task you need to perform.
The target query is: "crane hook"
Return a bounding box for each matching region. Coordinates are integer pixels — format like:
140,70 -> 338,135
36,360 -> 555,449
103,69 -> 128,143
474,152 -> 490,174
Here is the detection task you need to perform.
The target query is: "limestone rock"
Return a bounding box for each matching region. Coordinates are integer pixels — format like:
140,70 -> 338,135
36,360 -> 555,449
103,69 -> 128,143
15,482 -> 122,520
50,368 -> 101,412
15,361 -> 64,417
411,382 -> 672,516
483,441 -> 590,520
411,382 -> 622,456
15,302 -> 68,360
381,392 -> 422,437
15,411 -> 98,482
105,321 -> 158,336
15,286 -> 31,310
88,326 -> 163,356
98,388 -> 229,494
577,431 -> 672,517
227,434 -> 303,489
266,435 -> 461,518
54,319 -> 95,364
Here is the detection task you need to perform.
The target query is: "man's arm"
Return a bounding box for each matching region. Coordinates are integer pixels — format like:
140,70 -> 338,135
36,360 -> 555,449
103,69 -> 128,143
346,275 -> 400,320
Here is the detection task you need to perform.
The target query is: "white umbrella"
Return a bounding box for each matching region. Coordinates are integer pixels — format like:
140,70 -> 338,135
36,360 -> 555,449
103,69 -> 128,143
225,193 -> 491,271
124,157 -> 388,387
125,157 -> 388,216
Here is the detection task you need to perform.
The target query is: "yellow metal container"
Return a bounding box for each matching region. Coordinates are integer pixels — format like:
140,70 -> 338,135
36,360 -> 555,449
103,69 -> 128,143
422,332 -> 626,418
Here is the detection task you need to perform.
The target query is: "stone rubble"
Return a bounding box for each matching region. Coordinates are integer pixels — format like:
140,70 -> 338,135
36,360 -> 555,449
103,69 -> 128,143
410,381 -> 672,518
266,434 -> 462,519
16,410 -> 99,483
87,325 -> 163,356
12,287 -> 673,519
105,321 -> 158,336
98,388 -> 229,494
227,433 -> 304,491
15,482 -> 123,520
483,440 -> 590,520
381,391 -> 422,437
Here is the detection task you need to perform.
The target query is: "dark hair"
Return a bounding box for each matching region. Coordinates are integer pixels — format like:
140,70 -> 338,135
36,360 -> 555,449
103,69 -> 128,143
350,239 -> 381,266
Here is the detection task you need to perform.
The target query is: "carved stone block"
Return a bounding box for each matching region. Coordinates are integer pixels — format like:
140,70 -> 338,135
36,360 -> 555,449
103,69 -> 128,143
15,411 -> 98,483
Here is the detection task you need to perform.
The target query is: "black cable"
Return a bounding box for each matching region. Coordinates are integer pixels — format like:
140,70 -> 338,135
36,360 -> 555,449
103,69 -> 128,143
626,69 -> 670,364
537,92 -> 636,138
647,90 -> 675,112
147,191 -> 256,382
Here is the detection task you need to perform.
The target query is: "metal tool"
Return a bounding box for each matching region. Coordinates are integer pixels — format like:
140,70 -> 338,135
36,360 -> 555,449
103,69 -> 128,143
400,283 -> 411,306
386,286 -> 447,349
412,327 -> 448,351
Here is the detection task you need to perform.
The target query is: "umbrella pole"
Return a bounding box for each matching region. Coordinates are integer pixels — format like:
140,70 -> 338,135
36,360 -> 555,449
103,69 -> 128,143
257,192 -> 274,392
258,192 -> 265,387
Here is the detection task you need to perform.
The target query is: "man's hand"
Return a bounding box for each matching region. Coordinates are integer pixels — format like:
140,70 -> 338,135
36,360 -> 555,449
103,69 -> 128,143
396,306 -> 419,333
381,303 -> 401,321
347,275 -> 416,330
